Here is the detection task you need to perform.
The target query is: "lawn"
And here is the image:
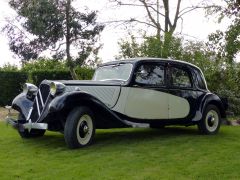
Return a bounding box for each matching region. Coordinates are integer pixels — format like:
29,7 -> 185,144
0,121 -> 240,180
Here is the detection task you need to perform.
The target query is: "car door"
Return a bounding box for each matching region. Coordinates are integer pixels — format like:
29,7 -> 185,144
167,63 -> 198,119
123,62 -> 169,120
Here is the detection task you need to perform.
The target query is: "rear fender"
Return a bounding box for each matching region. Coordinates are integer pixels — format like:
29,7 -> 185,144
201,93 -> 226,118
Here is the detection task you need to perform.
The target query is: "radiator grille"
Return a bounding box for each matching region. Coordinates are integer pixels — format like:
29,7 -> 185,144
29,84 -> 50,122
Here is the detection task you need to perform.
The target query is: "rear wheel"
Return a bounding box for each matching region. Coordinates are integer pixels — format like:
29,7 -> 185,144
198,105 -> 221,135
17,114 -> 45,138
64,106 -> 95,149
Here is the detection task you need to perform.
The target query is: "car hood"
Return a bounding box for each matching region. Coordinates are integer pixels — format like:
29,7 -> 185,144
56,80 -> 124,86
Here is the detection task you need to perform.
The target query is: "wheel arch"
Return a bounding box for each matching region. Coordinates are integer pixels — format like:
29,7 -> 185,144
11,93 -> 33,119
48,91 -> 128,129
201,94 -> 226,119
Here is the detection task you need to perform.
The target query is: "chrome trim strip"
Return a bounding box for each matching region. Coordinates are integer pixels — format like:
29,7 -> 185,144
26,107 -> 33,121
35,96 -> 41,116
38,89 -> 44,106
36,93 -> 51,123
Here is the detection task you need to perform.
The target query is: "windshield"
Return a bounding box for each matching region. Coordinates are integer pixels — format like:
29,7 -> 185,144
93,63 -> 133,81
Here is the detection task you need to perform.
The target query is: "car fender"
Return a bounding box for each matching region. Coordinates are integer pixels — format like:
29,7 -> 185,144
200,93 -> 226,118
11,93 -> 33,119
48,91 -> 128,128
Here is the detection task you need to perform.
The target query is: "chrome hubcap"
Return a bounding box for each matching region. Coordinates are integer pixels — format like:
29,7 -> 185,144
205,110 -> 219,132
83,125 -> 89,133
76,114 -> 93,145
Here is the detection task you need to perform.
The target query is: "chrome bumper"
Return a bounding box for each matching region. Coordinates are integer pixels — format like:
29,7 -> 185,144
6,117 -> 48,131
5,106 -> 48,131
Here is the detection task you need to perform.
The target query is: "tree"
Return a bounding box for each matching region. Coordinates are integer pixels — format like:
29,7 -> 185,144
3,0 -> 104,79
111,0 -> 208,58
117,34 -> 183,59
207,0 -> 240,64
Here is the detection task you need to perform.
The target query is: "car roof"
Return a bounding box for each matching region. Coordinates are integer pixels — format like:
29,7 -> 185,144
100,57 -> 201,71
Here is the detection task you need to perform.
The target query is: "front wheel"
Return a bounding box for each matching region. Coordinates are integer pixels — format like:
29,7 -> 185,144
64,106 -> 95,149
197,105 -> 221,135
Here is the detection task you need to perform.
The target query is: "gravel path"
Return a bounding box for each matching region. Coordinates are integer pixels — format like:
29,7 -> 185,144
0,107 -> 18,121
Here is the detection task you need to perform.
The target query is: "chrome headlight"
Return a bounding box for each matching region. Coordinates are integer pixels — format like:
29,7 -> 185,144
23,83 -> 38,95
50,82 -> 66,96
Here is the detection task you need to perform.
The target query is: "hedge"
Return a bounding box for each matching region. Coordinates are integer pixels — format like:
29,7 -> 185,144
0,68 -> 94,106
30,68 -> 94,85
0,71 -> 28,106
31,70 -> 72,86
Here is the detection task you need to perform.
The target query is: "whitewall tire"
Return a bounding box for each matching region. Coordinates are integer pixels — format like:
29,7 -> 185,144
64,106 -> 95,149
198,105 -> 221,135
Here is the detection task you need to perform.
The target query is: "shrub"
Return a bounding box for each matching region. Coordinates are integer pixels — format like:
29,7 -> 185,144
22,59 -> 67,73
0,71 -> 28,106
31,70 -> 72,86
75,67 -> 95,80
30,68 -> 95,86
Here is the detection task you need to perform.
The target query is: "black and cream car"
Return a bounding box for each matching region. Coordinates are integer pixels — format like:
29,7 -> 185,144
6,58 -> 227,149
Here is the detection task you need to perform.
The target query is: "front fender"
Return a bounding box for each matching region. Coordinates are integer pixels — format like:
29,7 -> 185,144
49,91 -> 104,113
48,91 -> 128,128
12,93 -> 33,119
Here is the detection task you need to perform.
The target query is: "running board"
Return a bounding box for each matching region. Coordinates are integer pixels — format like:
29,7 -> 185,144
123,120 -> 150,128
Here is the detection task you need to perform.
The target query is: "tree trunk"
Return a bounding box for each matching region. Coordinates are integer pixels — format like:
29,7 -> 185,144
66,0 -> 77,80
162,0 -> 169,33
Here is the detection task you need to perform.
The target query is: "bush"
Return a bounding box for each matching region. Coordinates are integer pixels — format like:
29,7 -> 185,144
31,70 -> 72,86
75,67 -> 95,80
0,71 -> 28,106
22,59 -> 67,73
30,68 -> 95,86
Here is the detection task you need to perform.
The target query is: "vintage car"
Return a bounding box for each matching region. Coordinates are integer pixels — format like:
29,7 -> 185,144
6,58 -> 227,149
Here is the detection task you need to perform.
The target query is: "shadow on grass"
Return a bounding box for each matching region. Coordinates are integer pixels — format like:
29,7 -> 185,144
23,126 -> 202,150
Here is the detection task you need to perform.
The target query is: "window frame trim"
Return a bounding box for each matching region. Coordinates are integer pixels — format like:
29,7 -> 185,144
133,62 -> 167,88
168,64 -> 194,90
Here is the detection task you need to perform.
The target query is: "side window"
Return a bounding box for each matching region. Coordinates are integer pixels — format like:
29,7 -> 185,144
135,64 -> 165,86
171,67 -> 192,88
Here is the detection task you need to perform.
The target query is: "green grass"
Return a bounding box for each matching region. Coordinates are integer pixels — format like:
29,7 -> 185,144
0,122 -> 240,180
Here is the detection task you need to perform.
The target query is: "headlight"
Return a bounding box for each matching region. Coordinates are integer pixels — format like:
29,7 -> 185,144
23,83 -> 38,95
50,82 -> 66,96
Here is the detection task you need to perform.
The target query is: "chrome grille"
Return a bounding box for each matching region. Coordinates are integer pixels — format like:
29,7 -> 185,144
29,84 -> 50,122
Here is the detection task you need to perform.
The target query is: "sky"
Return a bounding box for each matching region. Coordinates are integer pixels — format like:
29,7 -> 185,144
0,0 -> 229,66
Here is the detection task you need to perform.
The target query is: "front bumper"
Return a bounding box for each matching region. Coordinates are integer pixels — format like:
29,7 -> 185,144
5,115 -> 48,131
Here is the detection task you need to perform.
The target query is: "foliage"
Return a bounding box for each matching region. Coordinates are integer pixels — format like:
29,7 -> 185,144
204,1 -> 240,114
1,122 -> 240,179
111,0 -> 208,57
0,63 -> 18,71
31,70 -> 72,86
30,68 -> 94,86
22,59 -> 94,84
75,67 -> 94,80
0,71 -> 28,106
3,0 -> 104,79
22,59 -> 67,73
206,0 -> 240,63
0,60 -> 95,104
118,35 -> 183,59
